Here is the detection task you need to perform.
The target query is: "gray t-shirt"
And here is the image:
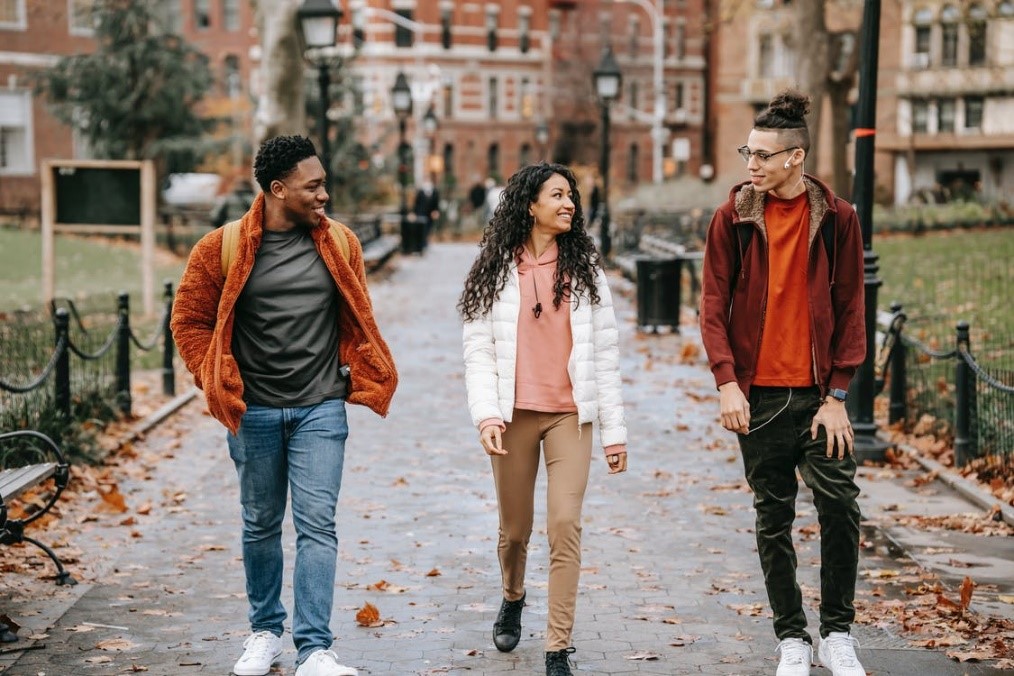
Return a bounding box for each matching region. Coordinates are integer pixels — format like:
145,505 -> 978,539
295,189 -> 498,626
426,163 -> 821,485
231,227 -> 347,407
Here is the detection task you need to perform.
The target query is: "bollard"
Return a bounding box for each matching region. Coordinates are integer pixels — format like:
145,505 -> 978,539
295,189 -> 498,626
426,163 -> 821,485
116,292 -> 132,417
954,321 -> 972,467
162,281 -> 176,397
53,309 -> 71,421
888,303 -> 908,425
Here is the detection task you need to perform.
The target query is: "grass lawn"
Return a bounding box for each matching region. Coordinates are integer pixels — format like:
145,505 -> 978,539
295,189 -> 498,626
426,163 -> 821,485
0,228 -> 187,314
875,228 -> 1013,346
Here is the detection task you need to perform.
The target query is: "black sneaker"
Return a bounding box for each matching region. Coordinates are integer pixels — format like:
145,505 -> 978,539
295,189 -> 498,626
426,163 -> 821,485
545,647 -> 576,676
492,592 -> 525,652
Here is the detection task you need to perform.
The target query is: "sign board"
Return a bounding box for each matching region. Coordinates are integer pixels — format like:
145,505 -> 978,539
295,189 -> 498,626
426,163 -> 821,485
40,159 -> 157,315
672,138 -> 691,162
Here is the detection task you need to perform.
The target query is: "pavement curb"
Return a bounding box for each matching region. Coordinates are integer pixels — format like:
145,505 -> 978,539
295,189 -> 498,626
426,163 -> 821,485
881,432 -> 1014,527
122,386 -> 199,445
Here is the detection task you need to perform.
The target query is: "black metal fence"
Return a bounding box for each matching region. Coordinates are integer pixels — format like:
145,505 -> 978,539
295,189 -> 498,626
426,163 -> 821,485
0,283 -> 176,462
877,304 -> 1014,468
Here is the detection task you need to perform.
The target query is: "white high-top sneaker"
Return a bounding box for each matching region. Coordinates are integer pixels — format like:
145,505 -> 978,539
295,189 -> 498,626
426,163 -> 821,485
818,632 -> 866,676
233,631 -> 283,676
775,637 -> 813,676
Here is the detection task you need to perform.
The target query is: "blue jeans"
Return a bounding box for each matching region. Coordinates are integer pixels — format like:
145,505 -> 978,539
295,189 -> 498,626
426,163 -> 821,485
226,398 -> 349,664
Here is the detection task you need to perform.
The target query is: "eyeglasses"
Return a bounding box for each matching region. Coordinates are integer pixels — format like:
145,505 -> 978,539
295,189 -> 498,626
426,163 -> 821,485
737,145 -> 799,163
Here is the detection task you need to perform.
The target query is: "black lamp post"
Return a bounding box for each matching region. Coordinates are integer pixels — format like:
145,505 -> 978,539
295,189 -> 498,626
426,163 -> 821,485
423,104 -> 438,178
391,71 -> 414,253
848,0 -> 890,462
297,0 -> 343,210
593,45 -> 622,261
535,121 -> 550,161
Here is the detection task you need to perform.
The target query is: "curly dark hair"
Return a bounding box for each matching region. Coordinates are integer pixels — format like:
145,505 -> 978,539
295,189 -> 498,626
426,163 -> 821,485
754,89 -> 811,152
458,163 -> 601,321
253,135 -> 319,192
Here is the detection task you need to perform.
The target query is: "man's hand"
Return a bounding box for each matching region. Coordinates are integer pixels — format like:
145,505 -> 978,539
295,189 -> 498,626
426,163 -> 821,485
719,382 -> 750,434
810,398 -> 853,459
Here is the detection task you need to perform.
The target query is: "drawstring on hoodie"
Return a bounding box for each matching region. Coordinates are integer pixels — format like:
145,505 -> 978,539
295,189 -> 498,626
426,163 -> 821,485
532,274 -> 543,318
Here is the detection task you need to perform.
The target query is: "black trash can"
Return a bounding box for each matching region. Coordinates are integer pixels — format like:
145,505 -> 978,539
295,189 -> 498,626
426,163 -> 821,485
400,218 -> 426,254
635,256 -> 682,332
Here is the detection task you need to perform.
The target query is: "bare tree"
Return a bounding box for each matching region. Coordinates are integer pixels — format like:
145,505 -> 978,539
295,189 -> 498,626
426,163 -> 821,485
254,0 -> 306,145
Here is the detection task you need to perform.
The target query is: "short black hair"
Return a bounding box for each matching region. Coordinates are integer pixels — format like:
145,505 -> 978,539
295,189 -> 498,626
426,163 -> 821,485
754,89 -> 811,153
253,135 -> 318,192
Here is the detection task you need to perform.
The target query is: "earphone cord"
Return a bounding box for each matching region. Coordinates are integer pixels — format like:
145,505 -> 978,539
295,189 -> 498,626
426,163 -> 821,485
747,389 -> 792,433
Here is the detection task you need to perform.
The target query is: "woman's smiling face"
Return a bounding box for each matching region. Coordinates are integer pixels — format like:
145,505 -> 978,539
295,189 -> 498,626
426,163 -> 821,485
528,173 -> 575,237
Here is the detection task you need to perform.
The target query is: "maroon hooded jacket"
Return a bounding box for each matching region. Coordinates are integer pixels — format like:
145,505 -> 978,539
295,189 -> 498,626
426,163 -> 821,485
699,175 -> 866,398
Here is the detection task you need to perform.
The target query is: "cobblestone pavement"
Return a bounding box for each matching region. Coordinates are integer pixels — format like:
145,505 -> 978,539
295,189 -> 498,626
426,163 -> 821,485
1,243 -> 1010,675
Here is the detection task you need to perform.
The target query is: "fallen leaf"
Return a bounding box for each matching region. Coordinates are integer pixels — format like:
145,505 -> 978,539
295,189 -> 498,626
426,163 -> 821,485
96,638 -> 137,651
355,602 -> 383,628
625,652 -> 660,660
426,568 -> 442,577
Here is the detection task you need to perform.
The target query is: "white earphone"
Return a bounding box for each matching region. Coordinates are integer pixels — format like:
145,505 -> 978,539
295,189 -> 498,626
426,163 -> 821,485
784,161 -> 791,169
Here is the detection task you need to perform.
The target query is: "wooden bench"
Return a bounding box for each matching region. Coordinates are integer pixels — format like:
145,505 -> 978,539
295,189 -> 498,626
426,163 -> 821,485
347,216 -> 400,272
615,234 -> 703,282
0,430 -> 76,588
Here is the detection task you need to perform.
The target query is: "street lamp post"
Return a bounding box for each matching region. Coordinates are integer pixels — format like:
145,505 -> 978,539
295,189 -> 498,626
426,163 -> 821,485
535,121 -> 550,162
297,0 -> 343,210
392,72 -> 415,254
848,0 -> 890,462
593,46 -> 622,261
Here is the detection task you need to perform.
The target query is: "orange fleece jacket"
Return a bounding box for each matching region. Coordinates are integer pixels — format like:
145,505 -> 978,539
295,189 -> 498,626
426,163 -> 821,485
170,193 -> 398,434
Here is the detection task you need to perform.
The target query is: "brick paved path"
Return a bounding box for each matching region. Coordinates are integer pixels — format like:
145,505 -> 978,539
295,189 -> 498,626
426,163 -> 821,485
1,243 -> 1007,675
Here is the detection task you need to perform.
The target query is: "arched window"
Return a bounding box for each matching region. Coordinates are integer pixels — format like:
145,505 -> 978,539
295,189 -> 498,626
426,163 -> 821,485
940,5 -> 959,67
967,4 -> 987,66
626,143 -> 639,183
999,1 -> 1014,17
519,143 -> 532,167
223,55 -> 241,98
487,142 -> 500,180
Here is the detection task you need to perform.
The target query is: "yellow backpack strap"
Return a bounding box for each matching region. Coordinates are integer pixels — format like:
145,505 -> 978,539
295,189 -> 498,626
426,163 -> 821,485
328,220 -> 350,263
220,219 -> 241,278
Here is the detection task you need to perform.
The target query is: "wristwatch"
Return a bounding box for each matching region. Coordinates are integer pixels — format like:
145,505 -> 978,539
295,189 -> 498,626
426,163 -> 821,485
827,388 -> 848,402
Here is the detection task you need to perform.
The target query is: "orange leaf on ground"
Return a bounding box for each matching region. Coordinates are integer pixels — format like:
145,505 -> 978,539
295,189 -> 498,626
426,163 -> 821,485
98,486 -> 128,513
426,568 -> 442,577
355,602 -> 382,627
959,576 -> 975,610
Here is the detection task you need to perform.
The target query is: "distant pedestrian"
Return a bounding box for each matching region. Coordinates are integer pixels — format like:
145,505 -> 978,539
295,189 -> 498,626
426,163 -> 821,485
171,135 -> 398,676
458,162 -> 628,676
483,177 -> 504,223
468,177 -> 488,229
412,179 -> 440,247
210,177 -> 257,228
699,90 -> 867,676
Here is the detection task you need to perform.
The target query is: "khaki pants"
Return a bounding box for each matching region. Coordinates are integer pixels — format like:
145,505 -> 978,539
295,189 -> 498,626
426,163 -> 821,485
492,409 -> 592,651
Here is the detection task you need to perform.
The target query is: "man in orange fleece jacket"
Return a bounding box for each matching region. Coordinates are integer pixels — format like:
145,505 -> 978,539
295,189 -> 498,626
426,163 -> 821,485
171,136 -> 397,676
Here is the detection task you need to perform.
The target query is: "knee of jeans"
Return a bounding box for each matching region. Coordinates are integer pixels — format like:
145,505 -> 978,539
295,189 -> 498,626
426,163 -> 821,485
243,504 -> 285,537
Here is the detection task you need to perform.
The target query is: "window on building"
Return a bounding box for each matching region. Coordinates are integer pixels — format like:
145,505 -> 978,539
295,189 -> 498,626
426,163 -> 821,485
440,4 -> 452,49
913,8 -> 931,67
395,9 -> 413,47
352,75 -> 365,116
628,17 -> 640,58
629,81 -> 639,120
519,10 -> 531,53
487,142 -> 500,179
912,99 -> 929,133
486,5 -> 499,52
674,22 -> 686,60
520,143 -> 532,167
224,55 -> 241,98
520,78 -> 534,120
194,0 -> 211,29
153,0 -> 182,33
967,4 -> 987,67
69,0 -> 95,34
940,5 -> 958,67
0,90 -> 32,175
0,0 -> 26,28
548,9 -> 561,41
488,77 -> 498,120
758,34 -> 775,77
627,143 -> 639,182
1001,1 -> 1014,16
964,96 -> 983,129
662,20 -> 672,59
443,78 -> 454,120
937,99 -> 956,133
443,143 -> 454,181
674,82 -> 685,111
222,0 -> 240,31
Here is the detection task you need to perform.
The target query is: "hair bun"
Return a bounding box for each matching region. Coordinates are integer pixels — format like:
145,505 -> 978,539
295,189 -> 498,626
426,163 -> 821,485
768,90 -> 810,123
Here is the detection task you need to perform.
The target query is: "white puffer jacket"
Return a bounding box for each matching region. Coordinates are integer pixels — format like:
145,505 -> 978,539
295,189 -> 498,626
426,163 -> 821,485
462,264 -> 627,448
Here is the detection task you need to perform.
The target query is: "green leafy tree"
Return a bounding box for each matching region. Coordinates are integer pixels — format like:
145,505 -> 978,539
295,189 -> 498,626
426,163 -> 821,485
35,0 -> 214,172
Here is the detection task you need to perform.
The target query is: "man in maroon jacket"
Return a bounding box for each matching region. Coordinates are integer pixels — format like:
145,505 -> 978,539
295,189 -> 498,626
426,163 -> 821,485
700,90 -> 867,676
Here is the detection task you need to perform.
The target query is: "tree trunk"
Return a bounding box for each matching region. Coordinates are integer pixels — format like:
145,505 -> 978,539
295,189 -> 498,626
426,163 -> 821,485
788,2 -> 830,177
828,79 -> 853,199
254,0 -> 306,146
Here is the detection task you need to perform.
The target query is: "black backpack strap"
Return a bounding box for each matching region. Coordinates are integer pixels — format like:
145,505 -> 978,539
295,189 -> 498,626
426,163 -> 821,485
820,218 -> 835,285
733,222 -> 753,283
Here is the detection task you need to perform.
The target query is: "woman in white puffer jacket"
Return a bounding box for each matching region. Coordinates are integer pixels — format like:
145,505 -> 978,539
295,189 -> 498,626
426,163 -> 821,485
458,163 -> 627,676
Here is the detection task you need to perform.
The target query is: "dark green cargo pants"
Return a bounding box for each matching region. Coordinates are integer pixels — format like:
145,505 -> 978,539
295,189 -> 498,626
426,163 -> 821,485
737,386 -> 861,642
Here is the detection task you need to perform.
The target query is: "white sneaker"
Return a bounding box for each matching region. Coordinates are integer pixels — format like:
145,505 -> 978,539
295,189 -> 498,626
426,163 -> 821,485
818,632 -> 865,676
295,649 -> 358,676
775,637 -> 812,676
233,630 -> 283,676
